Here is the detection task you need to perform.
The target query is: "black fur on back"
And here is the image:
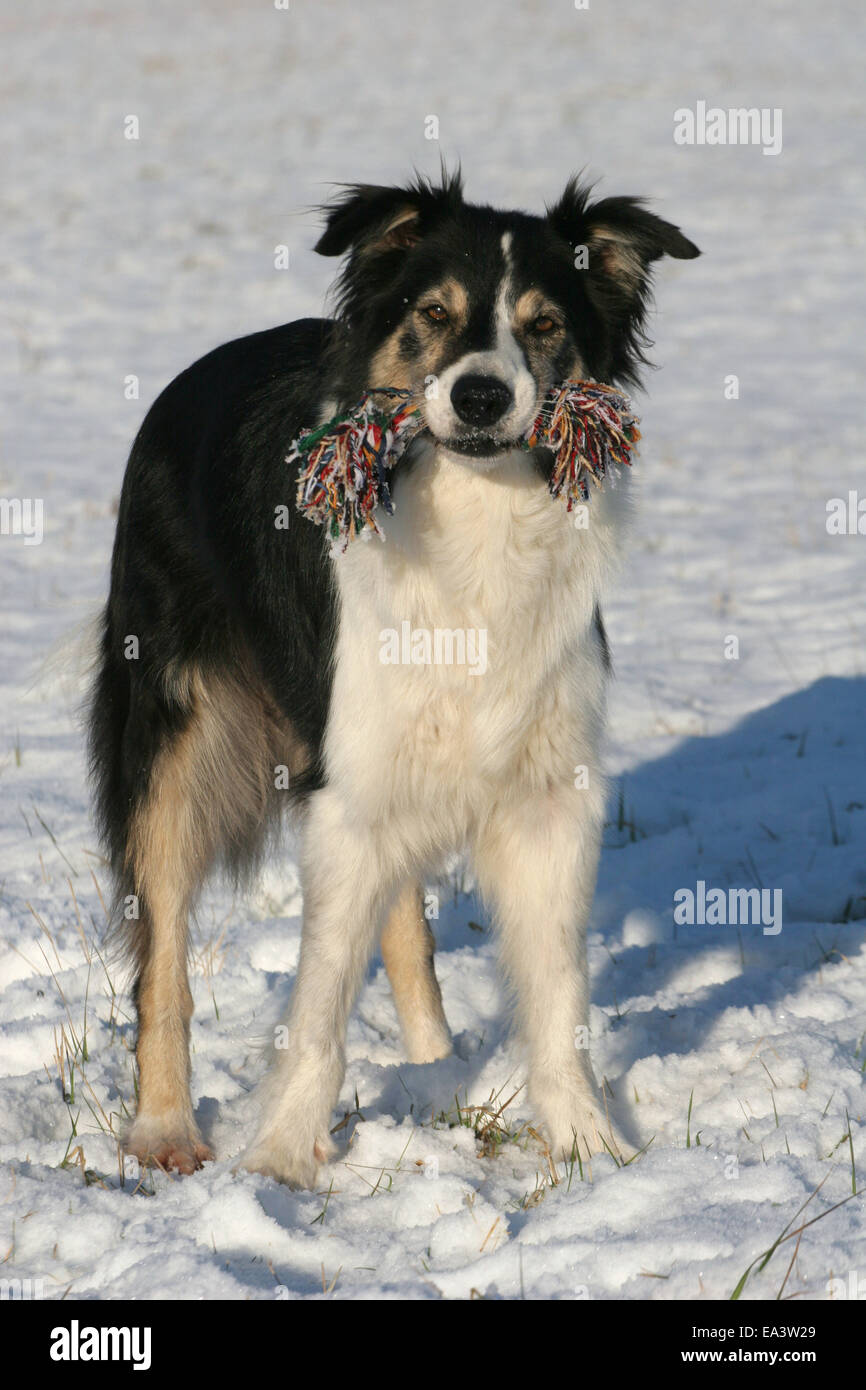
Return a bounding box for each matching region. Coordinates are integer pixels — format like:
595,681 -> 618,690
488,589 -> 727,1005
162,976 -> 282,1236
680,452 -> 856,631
88,319 -> 339,907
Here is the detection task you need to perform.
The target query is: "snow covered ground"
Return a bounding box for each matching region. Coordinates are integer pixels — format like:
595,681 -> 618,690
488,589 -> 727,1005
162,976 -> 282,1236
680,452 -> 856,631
1,0 -> 865,1300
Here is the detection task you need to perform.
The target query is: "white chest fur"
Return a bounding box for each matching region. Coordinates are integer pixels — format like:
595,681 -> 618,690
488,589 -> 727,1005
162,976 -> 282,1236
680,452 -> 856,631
323,445 -> 629,854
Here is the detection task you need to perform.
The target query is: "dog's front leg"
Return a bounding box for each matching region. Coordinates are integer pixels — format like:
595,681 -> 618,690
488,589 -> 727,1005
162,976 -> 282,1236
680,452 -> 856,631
474,784 -> 622,1165
239,790 -> 398,1189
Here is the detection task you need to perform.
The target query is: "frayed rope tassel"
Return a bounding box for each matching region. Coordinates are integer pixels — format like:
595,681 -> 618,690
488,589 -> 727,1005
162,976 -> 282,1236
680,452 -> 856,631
520,381 -> 640,508
288,380 -> 640,547
290,388 -> 421,544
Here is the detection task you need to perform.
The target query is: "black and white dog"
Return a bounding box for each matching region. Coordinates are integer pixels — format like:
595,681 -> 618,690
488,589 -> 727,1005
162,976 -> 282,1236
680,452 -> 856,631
89,171 -> 698,1187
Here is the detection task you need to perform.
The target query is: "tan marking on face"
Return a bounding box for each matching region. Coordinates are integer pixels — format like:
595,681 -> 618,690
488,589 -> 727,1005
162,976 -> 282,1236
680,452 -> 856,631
514,287 -> 550,329
511,290 -> 583,382
368,279 -> 470,396
426,277 -> 469,329
560,347 -> 587,381
368,331 -> 417,394
513,288 -> 567,338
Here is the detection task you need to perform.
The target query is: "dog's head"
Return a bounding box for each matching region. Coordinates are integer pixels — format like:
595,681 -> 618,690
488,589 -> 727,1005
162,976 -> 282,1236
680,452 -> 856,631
316,170 -> 699,465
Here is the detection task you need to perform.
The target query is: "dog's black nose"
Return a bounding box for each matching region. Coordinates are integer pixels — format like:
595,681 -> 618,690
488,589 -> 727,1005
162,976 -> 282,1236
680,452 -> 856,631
450,374 -> 513,428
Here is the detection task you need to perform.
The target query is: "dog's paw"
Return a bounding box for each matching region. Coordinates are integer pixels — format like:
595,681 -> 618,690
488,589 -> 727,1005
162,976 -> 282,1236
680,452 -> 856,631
125,1115 -> 213,1176
548,1113 -> 627,1165
235,1130 -> 335,1190
404,1022 -> 453,1065
535,1079 -> 628,1166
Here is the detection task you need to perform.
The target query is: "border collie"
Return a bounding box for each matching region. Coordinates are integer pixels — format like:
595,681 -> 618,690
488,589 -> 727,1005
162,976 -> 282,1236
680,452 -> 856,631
89,171 -> 699,1187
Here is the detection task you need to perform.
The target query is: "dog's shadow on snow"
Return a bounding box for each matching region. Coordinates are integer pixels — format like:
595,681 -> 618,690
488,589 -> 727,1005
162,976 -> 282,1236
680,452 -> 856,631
588,675 -> 866,1125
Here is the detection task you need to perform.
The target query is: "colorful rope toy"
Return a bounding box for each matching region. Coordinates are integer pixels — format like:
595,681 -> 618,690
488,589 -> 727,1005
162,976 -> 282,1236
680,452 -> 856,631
288,381 -> 640,547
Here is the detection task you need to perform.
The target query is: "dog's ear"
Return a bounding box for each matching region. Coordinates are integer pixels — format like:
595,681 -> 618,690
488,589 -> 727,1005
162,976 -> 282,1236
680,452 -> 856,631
315,171 -> 464,258
547,177 -> 700,296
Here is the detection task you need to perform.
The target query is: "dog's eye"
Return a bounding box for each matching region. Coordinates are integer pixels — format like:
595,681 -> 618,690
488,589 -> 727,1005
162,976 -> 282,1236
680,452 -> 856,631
422,304 -> 449,324
532,315 -> 558,335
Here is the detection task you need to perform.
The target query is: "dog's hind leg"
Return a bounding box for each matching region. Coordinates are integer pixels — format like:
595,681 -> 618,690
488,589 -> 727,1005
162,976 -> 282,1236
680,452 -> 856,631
121,664 -> 292,1175
123,714 -> 214,1175
381,882 -> 451,1063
